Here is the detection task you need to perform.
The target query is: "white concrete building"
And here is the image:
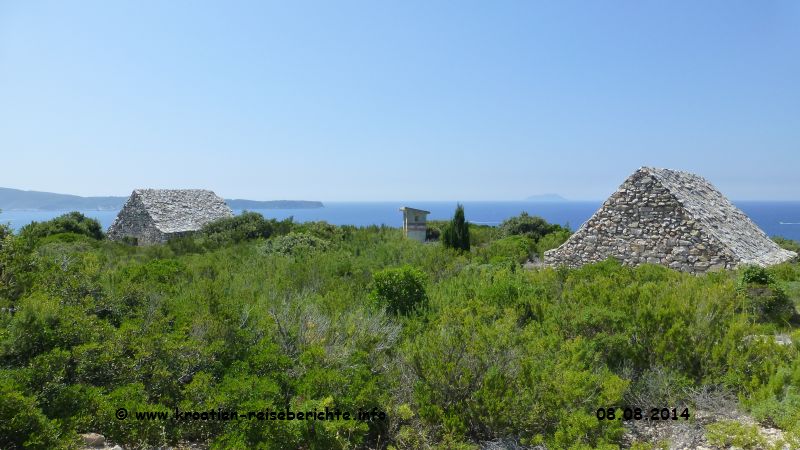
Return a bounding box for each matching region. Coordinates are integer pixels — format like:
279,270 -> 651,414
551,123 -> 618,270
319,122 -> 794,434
399,207 -> 430,242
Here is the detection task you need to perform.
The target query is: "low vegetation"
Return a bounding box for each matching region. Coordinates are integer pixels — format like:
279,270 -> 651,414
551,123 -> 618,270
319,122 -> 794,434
1,211 -> 799,448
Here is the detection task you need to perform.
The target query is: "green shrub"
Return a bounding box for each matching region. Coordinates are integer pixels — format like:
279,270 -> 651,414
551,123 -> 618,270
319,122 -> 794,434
369,265 -> 427,315
629,442 -> 667,450
0,221 -> 11,242
769,263 -> 800,283
737,265 -> 795,323
408,301 -> 627,446
0,231 -> 32,301
535,228 -> 571,256
477,235 -> 533,264
0,381 -> 70,449
1,293 -> 114,364
773,237 -> 800,254
198,212 -> 293,249
748,358 -> 800,432
295,221 -> 345,242
498,212 -> 565,242
19,212 -> 104,244
35,232 -> 98,248
468,223 -> 497,247
2,214 -> 800,448
123,259 -> 187,285
623,367 -> 693,407
262,232 -> 330,256
741,265 -> 776,285
705,420 -> 766,449
96,383 -> 170,447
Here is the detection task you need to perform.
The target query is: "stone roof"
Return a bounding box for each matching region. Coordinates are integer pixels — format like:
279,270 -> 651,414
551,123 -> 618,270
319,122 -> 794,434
644,168 -> 795,266
133,189 -> 233,234
544,167 -> 796,272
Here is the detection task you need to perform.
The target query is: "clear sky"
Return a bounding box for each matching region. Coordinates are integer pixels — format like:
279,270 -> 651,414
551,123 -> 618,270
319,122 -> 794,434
1,1 -> 798,201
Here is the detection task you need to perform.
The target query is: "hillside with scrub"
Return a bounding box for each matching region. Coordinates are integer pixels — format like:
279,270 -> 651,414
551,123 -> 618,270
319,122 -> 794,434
1,211 -> 800,449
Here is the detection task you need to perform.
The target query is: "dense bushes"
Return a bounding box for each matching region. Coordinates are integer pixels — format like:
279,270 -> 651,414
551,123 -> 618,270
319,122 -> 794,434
737,265 -> 795,323
477,235 -> 533,264
499,211 -> 567,242
195,212 -> 293,249
774,236 -> 800,254
163,212 -> 295,254
262,232 -> 331,255
1,218 -> 799,448
18,212 -> 104,243
535,227 -> 571,256
0,221 -> 10,242
0,381 -> 67,448
407,292 -> 627,447
492,212 -> 572,260
369,265 -> 427,315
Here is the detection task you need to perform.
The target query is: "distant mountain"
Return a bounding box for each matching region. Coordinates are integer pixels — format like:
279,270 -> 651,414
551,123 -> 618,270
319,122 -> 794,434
526,193 -> 567,202
0,187 -> 323,211
0,188 -> 126,211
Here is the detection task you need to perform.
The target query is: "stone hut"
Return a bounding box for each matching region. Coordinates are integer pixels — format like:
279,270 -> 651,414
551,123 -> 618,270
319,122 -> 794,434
544,167 -> 796,273
400,207 -> 430,242
107,189 -> 233,245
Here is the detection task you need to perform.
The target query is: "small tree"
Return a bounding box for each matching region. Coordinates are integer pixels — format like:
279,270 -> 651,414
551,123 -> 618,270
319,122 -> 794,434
442,204 -> 470,251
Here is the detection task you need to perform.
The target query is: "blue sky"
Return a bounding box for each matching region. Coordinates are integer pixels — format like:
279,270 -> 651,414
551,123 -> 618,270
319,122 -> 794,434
1,1 -> 798,201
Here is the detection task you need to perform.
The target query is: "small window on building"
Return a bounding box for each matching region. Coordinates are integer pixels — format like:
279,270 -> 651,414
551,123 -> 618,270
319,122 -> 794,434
414,215 -> 419,222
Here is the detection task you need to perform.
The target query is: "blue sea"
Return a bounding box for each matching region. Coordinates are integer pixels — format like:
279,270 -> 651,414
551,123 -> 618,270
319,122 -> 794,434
2,201 -> 800,241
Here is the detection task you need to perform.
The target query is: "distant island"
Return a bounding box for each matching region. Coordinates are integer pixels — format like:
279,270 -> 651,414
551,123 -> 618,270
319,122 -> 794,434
0,187 -> 323,211
0,187 -> 124,211
525,193 -> 567,202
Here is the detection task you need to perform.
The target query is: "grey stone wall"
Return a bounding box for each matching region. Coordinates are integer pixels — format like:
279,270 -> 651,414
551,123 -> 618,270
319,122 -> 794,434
651,168 -> 795,267
544,169 -> 743,273
106,192 -> 166,245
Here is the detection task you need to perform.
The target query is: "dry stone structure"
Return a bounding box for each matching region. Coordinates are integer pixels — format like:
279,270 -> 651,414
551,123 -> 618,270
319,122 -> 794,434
544,167 -> 796,273
107,189 -> 233,245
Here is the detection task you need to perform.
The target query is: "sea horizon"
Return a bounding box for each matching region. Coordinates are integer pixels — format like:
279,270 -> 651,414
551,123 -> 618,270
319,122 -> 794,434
3,200 -> 800,242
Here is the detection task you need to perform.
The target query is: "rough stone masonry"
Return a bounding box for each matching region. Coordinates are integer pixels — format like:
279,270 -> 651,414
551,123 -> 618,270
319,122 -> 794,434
544,167 -> 797,273
107,189 -> 233,245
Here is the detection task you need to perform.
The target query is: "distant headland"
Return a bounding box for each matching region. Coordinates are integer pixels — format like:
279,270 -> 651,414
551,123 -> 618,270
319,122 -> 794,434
0,187 -> 323,211
525,193 -> 567,202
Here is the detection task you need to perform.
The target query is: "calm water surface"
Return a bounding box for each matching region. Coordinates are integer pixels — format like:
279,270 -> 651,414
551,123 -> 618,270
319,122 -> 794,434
2,201 -> 800,241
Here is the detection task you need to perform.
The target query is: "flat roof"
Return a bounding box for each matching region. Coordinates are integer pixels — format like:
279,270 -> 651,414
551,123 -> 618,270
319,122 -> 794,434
399,206 -> 431,214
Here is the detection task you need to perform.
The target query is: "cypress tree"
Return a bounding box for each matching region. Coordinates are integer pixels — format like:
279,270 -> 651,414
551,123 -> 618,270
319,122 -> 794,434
443,203 -> 470,251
